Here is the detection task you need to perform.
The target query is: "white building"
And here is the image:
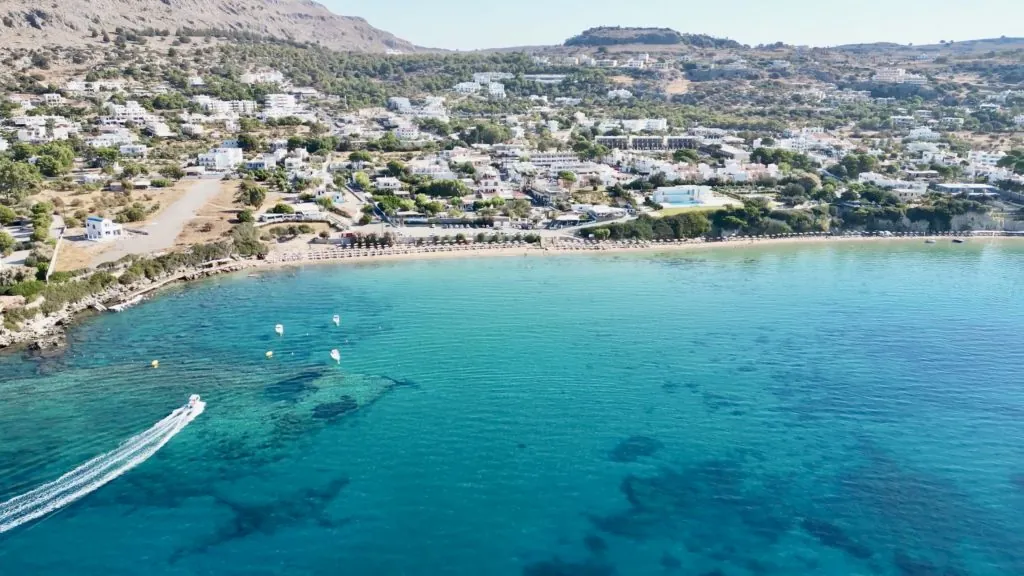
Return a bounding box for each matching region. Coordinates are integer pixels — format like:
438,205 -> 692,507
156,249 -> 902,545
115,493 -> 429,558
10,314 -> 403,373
873,68 -> 926,85
105,100 -> 155,125
388,97 -> 414,113
264,94 -> 297,109
86,216 -> 123,242
653,185 -> 713,205
968,150 -> 1007,168
198,147 -> 244,170
906,127 -> 940,142
375,177 -> 403,191
488,83 -> 506,99
42,93 -> 64,105
188,76 -> 205,86
119,144 -> 149,158
393,126 -> 420,140
241,70 -> 284,84
181,123 -> 205,136
146,121 -> 173,138
246,154 -> 279,170
608,89 -> 633,100
454,82 -> 481,94
940,117 -> 965,129
1015,115 -> 1024,127
0,138 -> 7,152
891,115 -> 916,128
620,118 -> 668,133
473,72 -> 513,83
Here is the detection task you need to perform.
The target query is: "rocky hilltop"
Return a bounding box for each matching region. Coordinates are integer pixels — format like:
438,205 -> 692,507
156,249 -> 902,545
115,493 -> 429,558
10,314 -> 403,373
564,27 -> 742,50
0,0 -> 416,52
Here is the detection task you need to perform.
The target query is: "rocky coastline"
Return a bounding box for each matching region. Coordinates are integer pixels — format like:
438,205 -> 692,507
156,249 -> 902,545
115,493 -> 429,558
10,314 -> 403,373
0,259 -> 259,353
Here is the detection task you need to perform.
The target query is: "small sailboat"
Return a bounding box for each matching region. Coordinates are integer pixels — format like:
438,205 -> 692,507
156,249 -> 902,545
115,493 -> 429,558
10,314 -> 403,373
274,324 -> 284,336
332,315 -> 341,326
330,349 -> 341,364
265,351 -> 274,359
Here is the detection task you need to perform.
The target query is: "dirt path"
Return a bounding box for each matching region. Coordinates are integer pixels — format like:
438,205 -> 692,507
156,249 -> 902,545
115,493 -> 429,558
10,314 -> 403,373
91,178 -> 224,267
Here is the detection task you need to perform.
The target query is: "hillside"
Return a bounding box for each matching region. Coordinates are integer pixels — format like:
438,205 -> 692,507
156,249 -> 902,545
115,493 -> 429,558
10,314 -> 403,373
565,27 -> 742,50
834,37 -> 1024,54
0,0 -> 417,52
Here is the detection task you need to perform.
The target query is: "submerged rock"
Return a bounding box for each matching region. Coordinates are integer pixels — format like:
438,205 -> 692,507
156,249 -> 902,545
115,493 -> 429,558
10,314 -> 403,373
609,436 -> 664,463
584,534 -> 607,554
264,369 -> 324,403
522,558 -> 616,576
660,552 -> 682,571
800,517 -> 872,559
312,395 -> 358,420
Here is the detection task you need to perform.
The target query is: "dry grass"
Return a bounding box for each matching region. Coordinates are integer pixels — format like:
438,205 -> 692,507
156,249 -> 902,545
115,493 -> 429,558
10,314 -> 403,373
53,239 -> 102,272
172,180 -> 246,247
664,77 -> 690,95
609,75 -> 636,86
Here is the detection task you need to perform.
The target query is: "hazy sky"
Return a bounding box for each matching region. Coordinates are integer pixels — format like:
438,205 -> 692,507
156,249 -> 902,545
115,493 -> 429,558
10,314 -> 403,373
325,0 -> 1023,50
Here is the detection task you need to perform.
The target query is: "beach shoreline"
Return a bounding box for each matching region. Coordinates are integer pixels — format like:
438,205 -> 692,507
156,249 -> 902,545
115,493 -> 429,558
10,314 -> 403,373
2,234 -> 1021,352
259,233 -> 1024,269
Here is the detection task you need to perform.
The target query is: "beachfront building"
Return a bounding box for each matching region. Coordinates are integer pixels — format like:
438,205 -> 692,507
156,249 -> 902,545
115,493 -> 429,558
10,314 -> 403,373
653,185 -> 713,206
86,216 -> 123,242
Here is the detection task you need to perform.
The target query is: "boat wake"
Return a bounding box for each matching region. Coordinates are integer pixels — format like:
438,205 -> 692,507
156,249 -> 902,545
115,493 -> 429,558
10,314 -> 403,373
0,395 -> 205,534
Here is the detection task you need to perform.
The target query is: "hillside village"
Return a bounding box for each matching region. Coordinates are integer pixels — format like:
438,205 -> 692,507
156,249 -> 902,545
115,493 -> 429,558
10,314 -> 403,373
1,24 -> 1023,343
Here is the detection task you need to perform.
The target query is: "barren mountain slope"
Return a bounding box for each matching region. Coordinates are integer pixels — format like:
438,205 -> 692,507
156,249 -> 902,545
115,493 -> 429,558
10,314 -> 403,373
0,0 -> 416,52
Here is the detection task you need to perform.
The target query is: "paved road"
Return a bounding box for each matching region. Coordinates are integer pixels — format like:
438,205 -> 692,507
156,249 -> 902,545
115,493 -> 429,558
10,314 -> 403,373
91,178 -> 223,267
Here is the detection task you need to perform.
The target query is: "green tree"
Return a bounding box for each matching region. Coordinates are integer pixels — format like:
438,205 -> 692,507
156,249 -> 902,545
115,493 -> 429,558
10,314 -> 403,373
35,155 -> 66,178
996,150 -> 1024,175
386,160 -> 408,178
0,159 -> 42,203
503,198 -> 532,219
672,149 -> 700,164
235,181 -> 267,208
237,209 -> 255,223
315,196 -> 334,210
0,230 -> 15,256
269,203 -> 295,214
349,150 -> 373,163
352,171 -> 372,189
237,133 -> 263,152
593,228 -> 611,240
231,223 -> 268,257
0,205 -> 17,225
159,165 -> 186,180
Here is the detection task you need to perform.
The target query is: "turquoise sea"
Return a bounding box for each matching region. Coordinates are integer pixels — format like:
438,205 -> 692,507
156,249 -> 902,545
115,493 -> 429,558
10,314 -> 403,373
2,240 -> 1024,575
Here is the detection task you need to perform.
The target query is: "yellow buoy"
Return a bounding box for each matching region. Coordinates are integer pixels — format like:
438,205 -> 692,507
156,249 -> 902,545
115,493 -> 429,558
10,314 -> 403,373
265,351 -> 274,359
151,360 -> 159,368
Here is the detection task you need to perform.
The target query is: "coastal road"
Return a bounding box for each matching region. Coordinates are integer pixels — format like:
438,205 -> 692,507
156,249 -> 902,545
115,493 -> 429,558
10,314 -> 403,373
91,178 -> 224,267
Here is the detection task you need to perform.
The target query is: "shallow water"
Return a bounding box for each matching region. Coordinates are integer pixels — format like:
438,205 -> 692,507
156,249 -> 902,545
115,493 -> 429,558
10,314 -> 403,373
2,241 -> 1024,575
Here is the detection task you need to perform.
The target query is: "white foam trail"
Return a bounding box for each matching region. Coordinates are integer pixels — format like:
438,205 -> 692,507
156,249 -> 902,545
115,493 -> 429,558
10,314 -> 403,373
0,400 -> 205,534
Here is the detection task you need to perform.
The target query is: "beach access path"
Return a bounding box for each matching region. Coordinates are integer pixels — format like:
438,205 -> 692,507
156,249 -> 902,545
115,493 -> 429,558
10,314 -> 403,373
91,178 -> 223,267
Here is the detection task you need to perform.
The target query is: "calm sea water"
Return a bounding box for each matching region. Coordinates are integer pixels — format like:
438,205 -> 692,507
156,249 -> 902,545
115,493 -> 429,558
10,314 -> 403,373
2,241 -> 1024,576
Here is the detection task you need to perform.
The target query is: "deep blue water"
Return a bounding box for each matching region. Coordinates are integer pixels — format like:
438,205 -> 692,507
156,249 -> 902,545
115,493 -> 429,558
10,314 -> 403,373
2,240 -> 1024,575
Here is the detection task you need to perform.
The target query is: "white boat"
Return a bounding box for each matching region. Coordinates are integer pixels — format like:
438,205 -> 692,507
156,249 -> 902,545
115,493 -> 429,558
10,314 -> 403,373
332,315 -> 341,326
330,349 -> 341,364
274,324 -> 284,336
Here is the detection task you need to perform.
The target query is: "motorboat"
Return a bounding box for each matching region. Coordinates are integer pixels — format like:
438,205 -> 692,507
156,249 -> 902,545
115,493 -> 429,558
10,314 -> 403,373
925,239 -> 936,244
952,238 -> 965,244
